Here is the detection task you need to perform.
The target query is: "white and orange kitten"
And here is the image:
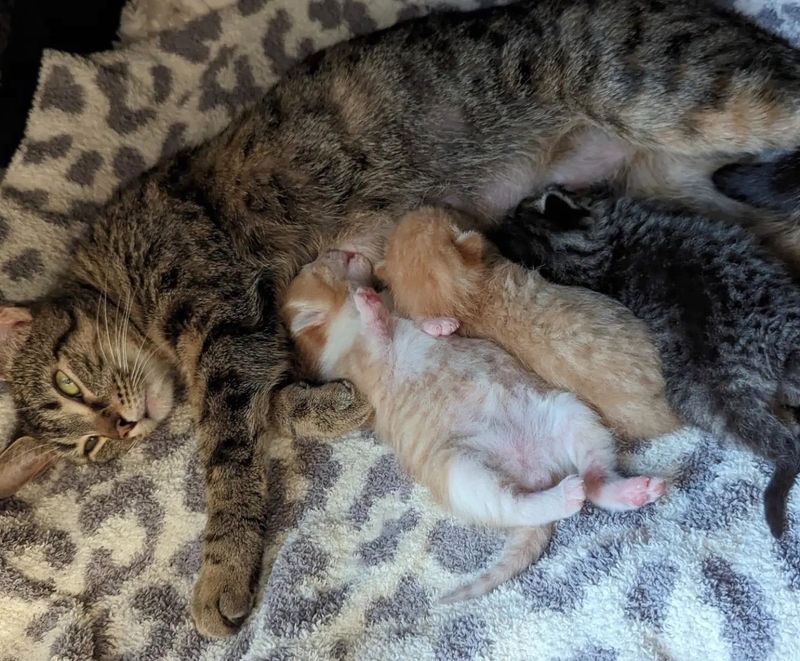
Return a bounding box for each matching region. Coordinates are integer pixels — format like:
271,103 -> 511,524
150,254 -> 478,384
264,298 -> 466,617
281,250 -> 666,601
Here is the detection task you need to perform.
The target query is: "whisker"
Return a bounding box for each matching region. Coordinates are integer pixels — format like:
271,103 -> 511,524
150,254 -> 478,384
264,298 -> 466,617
0,443 -> 63,465
130,333 -> 149,387
94,289 -> 110,367
102,277 -> 119,370
122,290 -> 133,370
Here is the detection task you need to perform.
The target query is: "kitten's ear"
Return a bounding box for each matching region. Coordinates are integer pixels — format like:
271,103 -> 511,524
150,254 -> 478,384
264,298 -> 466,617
538,190 -> 592,230
288,304 -> 326,335
0,307 -> 32,380
454,231 -> 483,262
0,436 -> 57,498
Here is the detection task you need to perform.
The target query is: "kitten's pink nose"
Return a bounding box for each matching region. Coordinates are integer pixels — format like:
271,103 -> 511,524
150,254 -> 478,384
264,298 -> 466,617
116,417 -> 137,439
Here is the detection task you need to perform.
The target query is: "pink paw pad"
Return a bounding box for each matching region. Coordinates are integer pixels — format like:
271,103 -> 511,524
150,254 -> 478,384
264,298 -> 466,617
559,474 -> 586,516
616,476 -> 666,508
420,317 -> 460,337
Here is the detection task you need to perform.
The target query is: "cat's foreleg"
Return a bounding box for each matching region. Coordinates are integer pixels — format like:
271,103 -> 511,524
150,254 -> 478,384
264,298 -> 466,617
189,322 -> 289,638
445,452 -> 585,527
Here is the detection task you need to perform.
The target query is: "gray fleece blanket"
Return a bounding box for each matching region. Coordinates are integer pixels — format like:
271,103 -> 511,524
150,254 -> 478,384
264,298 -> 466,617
0,1 -> 799,659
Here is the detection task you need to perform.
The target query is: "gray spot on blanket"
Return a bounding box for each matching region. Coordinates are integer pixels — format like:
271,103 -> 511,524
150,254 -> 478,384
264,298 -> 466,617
358,508 -> 420,565
309,0 -> 377,34
428,519 -> 503,574
151,65 -> 173,104
238,0 -> 268,15
701,556 -> 776,661
434,613 -> 493,661
50,621 -> 94,661
365,574 -> 430,628
159,13 -> 223,63
96,63 -> 157,135
348,453 -> 413,528
66,150 -> 104,187
624,560 -> 679,629
22,134 -> 73,164
263,9 -> 296,76
199,47 -> 264,116
518,539 -> 626,612
39,66 -> 85,114
112,146 -> 147,185
264,536 -> 350,636
2,249 -> 44,282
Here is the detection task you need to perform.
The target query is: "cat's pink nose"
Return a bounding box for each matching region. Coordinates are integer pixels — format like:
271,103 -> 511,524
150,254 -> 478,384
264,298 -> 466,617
116,417 -> 137,439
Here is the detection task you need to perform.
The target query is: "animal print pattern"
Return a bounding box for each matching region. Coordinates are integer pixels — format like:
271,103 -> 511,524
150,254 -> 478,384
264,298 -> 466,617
0,0 -> 798,658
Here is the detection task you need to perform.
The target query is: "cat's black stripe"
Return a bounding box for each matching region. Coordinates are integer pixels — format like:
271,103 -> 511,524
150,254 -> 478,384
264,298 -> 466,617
52,308 -> 77,359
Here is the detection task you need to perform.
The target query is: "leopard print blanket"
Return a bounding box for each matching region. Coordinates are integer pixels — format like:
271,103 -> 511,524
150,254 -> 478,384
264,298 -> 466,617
0,1 -> 798,659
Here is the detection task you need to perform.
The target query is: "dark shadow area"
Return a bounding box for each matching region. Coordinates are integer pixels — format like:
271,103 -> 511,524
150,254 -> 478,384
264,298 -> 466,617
0,0 -> 127,167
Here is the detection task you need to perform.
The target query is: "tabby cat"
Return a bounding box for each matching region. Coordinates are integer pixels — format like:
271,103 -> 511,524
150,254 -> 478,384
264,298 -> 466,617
3,0 -> 800,636
489,187 -> 800,537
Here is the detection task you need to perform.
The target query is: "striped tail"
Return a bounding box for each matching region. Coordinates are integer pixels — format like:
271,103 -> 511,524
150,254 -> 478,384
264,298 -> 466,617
438,525 -> 552,604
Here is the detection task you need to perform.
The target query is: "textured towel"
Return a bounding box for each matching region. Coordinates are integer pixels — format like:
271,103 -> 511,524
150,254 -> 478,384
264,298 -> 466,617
0,1 -> 798,659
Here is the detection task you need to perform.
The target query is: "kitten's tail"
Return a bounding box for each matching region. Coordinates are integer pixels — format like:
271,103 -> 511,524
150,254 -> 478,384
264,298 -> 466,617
722,392 -> 799,538
765,458 -> 799,538
438,524 -> 552,604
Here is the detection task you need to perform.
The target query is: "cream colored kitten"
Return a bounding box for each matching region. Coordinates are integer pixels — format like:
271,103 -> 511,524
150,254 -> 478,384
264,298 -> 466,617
282,250 -> 666,602
378,207 -> 680,442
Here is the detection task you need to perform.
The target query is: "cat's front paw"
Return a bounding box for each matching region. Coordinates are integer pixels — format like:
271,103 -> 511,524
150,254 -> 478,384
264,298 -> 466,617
273,380 -> 373,438
192,561 -> 254,638
420,317 -> 460,337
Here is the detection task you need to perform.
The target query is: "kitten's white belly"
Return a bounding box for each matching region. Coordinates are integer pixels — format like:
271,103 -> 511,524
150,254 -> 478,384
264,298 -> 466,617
378,324 -> 583,481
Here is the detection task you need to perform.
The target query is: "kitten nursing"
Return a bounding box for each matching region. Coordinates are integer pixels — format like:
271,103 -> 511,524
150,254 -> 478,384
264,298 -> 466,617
6,0 -> 800,635
378,207 -> 680,442
492,188 -> 800,537
282,250 -> 665,601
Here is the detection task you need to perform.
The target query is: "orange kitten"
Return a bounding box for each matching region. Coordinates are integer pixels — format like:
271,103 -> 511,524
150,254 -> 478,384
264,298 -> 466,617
282,250 -> 666,602
378,207 -> 680,442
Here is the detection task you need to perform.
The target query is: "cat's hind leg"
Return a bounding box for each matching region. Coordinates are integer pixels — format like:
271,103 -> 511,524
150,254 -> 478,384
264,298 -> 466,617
444,451 -> 584,528
566,415 -> 666,512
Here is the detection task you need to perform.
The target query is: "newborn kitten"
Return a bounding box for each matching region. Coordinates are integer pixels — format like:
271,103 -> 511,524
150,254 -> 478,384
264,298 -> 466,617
491,188 -> 800,537
378,207 -> 680,443
282,250 -> 665,602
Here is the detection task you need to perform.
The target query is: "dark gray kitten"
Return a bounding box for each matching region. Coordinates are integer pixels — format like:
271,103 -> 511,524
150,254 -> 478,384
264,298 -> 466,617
489,188 -> 800,538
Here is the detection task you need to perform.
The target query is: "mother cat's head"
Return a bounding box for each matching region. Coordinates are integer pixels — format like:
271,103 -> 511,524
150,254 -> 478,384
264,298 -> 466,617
0,294 -> 175,496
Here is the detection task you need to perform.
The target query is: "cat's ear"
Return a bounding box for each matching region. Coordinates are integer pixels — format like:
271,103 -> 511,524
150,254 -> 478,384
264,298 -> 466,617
0,307 -> 32,380
538,190 -> 592,229
288,304 -> 326,335
0,436 -> 57,498
454,231 -> 483,262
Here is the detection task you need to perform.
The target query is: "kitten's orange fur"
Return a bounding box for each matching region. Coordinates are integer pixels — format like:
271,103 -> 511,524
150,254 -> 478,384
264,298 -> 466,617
379,207 -> 680,442
282,250 -> 666,602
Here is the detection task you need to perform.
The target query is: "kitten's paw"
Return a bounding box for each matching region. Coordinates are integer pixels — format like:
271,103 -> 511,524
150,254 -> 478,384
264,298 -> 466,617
192,561 -> 254,638
420,317 -> 460,337
354,287 -> 390,334
613,476 -> 666,508
558,474 -> 586,517
354,286 -> 383,310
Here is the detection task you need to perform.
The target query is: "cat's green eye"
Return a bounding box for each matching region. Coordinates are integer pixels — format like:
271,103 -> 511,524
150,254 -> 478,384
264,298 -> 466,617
54,370 -> 81,398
